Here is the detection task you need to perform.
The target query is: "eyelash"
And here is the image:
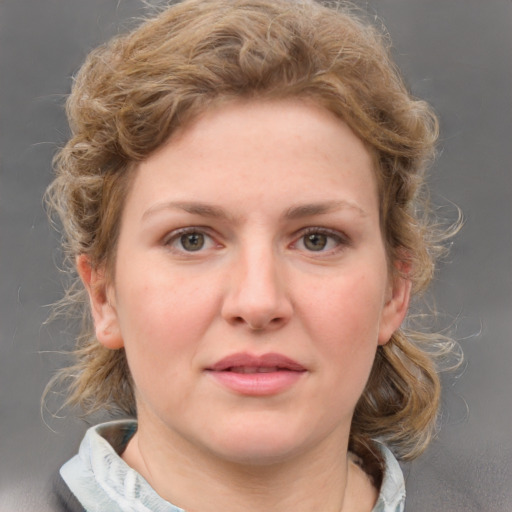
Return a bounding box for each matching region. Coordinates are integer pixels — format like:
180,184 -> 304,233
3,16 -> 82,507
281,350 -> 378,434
162,227 -> 218,253
293,227 -> 350,254
161,226 -> 350,255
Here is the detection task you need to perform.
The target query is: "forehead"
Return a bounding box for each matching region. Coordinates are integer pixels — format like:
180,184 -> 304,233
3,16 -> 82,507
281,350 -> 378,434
126,98 -> 379,220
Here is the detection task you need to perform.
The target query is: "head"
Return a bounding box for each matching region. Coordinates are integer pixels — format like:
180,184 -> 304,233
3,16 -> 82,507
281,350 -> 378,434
48,0 -> 445,462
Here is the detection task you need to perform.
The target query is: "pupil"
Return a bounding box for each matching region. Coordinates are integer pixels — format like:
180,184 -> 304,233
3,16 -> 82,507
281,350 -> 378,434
181,233 -> 204,251
304,233 -> 327,251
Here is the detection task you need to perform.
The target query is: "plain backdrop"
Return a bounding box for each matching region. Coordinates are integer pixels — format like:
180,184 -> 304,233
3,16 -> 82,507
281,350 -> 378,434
1,1 -> 511,510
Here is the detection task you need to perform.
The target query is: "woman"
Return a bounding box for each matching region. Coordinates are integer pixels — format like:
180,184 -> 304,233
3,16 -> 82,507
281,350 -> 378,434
47,0 -> 451,510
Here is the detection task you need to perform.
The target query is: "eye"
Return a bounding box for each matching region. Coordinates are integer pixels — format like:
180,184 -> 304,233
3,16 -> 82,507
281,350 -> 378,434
180,232 -> 206,251
303,232 -> 329,251
164,228 -> 217,253
294,228 -> 348,253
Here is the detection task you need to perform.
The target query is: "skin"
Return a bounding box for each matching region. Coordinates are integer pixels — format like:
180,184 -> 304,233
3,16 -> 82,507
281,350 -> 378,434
79,98 -> 410,512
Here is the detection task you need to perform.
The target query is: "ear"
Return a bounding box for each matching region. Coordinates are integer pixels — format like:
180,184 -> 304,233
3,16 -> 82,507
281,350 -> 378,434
377,270 -> 412,346
76,254 -> 124,349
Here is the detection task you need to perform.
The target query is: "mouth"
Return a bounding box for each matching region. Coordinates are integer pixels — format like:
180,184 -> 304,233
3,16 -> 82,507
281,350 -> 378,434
207,352 -> 306,373
206,353 -> 306,396
226,366 -> 285,374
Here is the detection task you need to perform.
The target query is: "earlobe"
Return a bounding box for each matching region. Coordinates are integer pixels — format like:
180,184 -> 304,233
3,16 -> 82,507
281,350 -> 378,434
377,272 -> 412,346
76,255 -> 124,349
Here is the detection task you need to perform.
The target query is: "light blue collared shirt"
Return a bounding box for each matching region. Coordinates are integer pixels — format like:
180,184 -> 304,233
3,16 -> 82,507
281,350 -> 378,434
61,420 -> 405,512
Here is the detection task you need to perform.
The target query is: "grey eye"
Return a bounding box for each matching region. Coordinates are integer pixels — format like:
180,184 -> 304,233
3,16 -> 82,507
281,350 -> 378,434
180,232 -> 205,251
303,233 -> 328,251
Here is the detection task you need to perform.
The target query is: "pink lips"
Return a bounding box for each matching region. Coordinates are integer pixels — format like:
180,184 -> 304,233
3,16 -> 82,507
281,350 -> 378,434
206,353 -> 306,396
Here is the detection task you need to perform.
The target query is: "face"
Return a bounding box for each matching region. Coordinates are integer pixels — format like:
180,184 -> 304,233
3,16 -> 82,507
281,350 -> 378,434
84,99 -> 410,466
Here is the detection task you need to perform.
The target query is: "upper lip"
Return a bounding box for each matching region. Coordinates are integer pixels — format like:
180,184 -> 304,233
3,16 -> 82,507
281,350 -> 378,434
207,352 -> 306,372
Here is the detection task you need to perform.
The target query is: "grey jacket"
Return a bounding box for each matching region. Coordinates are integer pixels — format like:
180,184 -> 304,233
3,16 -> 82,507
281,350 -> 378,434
61,420 -> 405,512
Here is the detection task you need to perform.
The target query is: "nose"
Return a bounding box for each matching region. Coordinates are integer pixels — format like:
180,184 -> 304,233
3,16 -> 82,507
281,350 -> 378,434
221,243 -> 293,331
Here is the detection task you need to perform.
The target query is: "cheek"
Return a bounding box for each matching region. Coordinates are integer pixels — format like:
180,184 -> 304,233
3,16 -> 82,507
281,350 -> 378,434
308,271 -> 385,339
113,268 -> 219,384
304,271 -> 386,384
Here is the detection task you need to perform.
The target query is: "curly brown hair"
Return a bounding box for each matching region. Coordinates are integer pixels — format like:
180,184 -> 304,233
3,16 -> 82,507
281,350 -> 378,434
46,0 -> 456,463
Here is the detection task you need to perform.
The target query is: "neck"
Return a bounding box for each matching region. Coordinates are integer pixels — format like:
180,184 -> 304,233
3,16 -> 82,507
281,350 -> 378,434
122,416 -> 378,512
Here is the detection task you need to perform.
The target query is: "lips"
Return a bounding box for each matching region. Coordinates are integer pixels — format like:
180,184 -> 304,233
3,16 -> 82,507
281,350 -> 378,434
228,366 -> 281,374
206,353 -> 306,396
208,353 -> 306,372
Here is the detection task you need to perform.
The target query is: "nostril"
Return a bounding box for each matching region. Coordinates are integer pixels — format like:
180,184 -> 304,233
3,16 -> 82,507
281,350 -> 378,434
247,316 -> 285,330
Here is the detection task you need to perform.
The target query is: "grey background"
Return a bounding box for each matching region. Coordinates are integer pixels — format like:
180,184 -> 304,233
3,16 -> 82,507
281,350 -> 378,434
1,1 -> 511,510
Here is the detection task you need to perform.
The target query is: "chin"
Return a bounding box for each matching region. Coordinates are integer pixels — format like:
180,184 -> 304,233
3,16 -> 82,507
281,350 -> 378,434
211,440 -> 302,467
201,420 -> 321,467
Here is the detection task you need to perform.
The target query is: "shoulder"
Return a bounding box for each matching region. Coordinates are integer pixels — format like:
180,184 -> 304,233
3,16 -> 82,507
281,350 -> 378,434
59,420 -> 183,511
59,420 -> 139,511
349,441 -> 405,512
372,443 -> 406,512
52,471 -> 86,512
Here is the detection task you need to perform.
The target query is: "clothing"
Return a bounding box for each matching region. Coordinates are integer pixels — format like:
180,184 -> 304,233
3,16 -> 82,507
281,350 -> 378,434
52,472 -> 87,512
61,420 -> 405,512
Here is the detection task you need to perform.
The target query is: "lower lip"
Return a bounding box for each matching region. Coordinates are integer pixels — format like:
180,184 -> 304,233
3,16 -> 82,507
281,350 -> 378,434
207,370 -> 305,396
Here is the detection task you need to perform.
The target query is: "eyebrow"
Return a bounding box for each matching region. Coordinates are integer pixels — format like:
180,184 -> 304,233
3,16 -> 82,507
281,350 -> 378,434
284,200 -> 368,219
142,199 -> 367,222
142,201 -> 232,221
